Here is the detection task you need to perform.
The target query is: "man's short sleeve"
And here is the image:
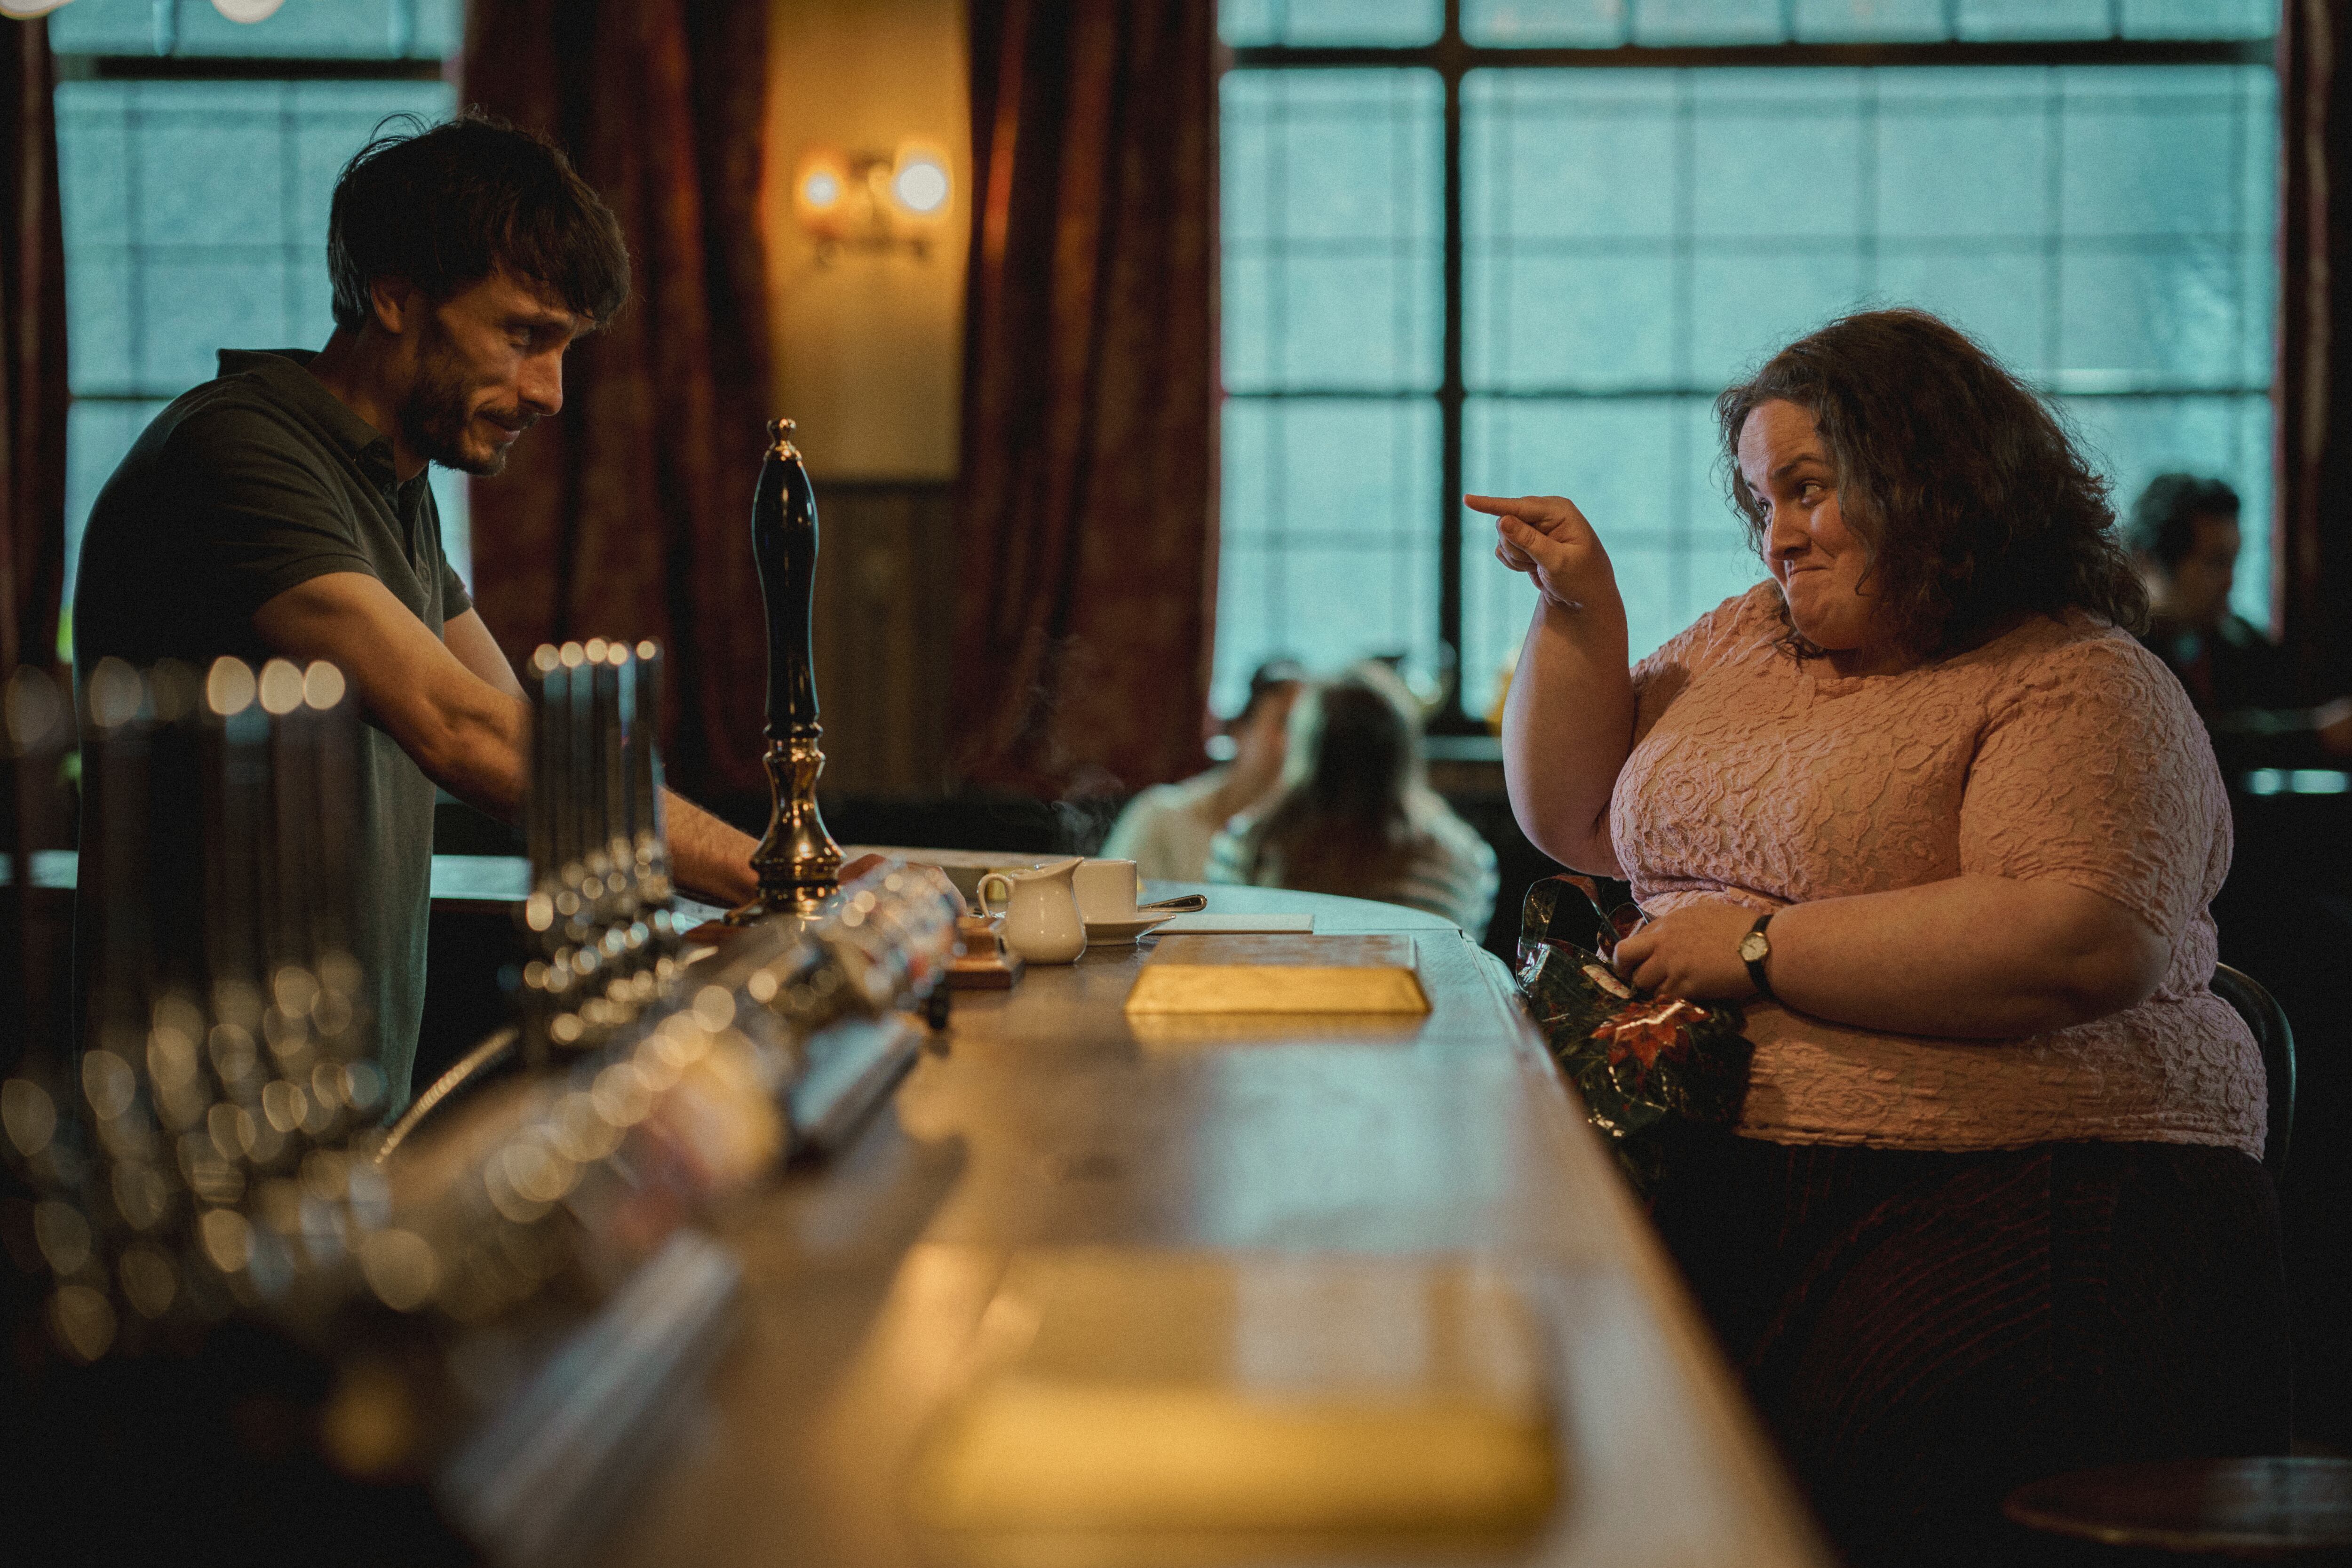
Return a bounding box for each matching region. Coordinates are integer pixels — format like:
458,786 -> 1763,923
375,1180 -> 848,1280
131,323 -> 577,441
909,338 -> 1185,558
1957,632 -> 2231,940
161,402 -> 380,624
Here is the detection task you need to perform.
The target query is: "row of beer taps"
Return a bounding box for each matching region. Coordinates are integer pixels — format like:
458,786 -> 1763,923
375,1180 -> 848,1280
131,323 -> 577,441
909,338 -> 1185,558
2,642 -> 963,1366
6,656 -> 390,1361
517,638 -> 684,1064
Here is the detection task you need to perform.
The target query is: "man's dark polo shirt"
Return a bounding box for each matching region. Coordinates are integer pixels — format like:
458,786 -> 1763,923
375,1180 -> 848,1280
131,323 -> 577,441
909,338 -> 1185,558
74,348 -> 472,1111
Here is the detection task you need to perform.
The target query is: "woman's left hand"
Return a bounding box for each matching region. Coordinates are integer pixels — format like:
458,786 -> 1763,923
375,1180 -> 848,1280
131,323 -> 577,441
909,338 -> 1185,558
1611,901 -> 1766,1002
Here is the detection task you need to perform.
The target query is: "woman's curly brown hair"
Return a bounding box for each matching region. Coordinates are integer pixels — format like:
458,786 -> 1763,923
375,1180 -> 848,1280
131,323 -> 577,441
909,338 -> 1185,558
1716,308 -> 2147,661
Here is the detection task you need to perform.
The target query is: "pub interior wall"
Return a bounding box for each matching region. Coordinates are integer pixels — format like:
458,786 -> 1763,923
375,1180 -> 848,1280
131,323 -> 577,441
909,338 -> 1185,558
768,0 -> 966,797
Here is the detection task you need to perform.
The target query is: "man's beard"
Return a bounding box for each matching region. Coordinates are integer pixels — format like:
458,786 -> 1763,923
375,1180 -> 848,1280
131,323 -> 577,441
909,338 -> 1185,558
401,333 -> 527,477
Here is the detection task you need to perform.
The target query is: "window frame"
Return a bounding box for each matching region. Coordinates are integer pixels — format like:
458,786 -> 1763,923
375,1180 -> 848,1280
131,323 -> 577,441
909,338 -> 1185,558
1224,2 -> 2278,731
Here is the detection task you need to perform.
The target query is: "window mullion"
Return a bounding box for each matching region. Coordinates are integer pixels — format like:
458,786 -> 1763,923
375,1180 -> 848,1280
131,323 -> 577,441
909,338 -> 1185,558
1437,2 -> 1468,728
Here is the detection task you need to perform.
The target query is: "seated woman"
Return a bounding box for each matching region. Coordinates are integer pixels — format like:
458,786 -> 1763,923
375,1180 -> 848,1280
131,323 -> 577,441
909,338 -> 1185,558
1101,660 -> 1304,881
1473,308 -> 2287,1567
1205,661 -> 1496,934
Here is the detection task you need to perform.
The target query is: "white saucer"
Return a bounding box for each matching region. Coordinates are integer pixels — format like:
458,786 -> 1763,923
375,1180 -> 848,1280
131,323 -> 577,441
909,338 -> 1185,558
1084,913 -> 1176,944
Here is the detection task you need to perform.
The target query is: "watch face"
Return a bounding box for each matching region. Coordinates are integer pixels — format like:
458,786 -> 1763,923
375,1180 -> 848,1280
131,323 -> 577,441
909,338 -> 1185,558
1739,932 -> 1770,963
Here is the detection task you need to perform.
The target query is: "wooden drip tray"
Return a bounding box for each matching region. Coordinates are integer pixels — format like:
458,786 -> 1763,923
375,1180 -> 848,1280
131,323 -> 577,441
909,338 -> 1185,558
1123,935 -> 1430,1016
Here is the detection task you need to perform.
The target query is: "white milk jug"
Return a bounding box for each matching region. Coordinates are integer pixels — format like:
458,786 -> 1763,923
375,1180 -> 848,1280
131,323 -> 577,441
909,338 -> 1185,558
976,858 -> 1087,965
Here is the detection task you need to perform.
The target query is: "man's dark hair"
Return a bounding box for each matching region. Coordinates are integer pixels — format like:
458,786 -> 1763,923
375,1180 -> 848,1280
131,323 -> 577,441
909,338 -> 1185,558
327,112 -> 630,332
1234,659 -> 1306,725
1716,307 -> 2147,661
2127,472 -> 2241,572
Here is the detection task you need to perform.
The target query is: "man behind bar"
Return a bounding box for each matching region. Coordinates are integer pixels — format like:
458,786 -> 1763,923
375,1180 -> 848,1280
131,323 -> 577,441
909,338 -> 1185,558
72,114 -> 758,1110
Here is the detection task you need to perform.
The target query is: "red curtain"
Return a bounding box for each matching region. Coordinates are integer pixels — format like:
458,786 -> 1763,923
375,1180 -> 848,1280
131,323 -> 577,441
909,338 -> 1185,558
0,17 -> 65,677
951,0 -> 1220,797
0,15 -> 66,1073
461,0 -> 778,798
2278,0 -> 2352,696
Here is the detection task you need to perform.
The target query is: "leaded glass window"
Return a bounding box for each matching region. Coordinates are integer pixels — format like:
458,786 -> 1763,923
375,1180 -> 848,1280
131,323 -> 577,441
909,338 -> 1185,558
1217,0 -> 2280,720
52,0 -> 464,656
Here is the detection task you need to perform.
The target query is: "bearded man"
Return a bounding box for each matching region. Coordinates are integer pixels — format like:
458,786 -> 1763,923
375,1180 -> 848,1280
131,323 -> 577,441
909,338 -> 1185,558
72,114 -> 759,1110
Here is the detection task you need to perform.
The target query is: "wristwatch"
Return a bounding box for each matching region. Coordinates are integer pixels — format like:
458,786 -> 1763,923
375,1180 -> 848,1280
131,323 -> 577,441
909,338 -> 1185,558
1738,912 -> 1776,1000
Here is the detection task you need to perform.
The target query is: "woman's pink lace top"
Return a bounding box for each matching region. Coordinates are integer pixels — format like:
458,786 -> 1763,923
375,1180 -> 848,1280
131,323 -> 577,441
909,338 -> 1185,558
1614,583 -> 2264,1158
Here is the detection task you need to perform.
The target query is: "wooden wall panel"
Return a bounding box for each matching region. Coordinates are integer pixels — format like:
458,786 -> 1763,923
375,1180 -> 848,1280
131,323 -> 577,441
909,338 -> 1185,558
810,481 -> 958,797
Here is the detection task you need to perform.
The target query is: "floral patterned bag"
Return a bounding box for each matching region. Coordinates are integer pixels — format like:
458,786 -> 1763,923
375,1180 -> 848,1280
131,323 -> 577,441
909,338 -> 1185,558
1514,874 -> 1755,1198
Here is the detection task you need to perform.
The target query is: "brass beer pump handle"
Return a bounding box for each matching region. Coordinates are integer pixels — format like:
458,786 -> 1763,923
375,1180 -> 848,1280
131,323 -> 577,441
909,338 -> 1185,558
732,418 -> 844,923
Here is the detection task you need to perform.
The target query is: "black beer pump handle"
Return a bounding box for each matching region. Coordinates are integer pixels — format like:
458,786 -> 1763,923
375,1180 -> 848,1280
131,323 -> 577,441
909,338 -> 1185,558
752,418 -> 820,742
735,417 -> 843,923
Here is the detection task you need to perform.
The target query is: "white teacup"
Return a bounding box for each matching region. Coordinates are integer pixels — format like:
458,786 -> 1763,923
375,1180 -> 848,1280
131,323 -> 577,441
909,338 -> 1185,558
1072,858 -> 1141,923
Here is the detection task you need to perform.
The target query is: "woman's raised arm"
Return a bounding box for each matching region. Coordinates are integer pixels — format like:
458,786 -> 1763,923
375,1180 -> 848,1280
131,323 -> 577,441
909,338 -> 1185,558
1470,493 -> 1636,875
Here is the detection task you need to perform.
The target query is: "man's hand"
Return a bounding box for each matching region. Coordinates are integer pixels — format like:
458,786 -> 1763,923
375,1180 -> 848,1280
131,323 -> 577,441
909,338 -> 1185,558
1610,901 -> 1760,1002
1467,492 -> 1621,616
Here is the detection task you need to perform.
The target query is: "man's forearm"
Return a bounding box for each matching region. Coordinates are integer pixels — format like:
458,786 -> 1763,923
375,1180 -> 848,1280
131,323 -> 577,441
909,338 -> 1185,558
662,788 -> 758,907
424,690 -> 531,820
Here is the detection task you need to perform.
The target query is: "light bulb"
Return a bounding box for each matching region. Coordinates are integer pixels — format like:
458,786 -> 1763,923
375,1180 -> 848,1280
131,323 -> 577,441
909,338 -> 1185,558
891,154 -> 950,216
794,147 -> 854,239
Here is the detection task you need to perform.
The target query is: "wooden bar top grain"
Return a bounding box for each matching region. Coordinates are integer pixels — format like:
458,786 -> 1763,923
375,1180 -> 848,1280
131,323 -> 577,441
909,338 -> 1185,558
592,882 -> 1831,1568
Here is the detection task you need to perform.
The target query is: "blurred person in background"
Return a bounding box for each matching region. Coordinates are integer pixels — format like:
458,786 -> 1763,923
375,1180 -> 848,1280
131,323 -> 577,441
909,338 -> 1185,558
2128,472 -> 2352,774
1101,660 -> 1305,881
1206,661 -> 1497,933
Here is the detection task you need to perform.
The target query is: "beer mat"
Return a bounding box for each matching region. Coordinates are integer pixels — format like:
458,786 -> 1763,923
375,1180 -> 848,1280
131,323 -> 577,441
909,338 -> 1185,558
1124,934 -> 1429,1015
1153,912 -> 1314,935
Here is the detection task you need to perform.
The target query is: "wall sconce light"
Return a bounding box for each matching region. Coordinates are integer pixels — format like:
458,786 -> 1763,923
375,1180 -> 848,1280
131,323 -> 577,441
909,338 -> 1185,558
793,141 -> 953,263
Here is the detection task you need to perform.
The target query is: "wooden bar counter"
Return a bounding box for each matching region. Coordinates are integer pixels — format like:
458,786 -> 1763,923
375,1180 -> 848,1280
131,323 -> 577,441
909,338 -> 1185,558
594,882 -> 1831,1568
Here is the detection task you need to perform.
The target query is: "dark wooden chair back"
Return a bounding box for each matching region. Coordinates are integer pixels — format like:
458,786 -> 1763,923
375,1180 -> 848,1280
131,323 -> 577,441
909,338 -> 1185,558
2004,1456 -> 2352,1561
2211,963 -> 2295,1177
